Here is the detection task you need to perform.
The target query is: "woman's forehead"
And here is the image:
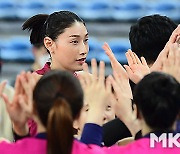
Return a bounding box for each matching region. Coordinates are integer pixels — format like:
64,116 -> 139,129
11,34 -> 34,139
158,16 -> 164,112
61,22 -> 88,37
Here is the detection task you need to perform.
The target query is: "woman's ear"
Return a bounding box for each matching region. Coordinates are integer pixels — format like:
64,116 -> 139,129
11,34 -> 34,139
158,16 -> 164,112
44,37 -> 55,55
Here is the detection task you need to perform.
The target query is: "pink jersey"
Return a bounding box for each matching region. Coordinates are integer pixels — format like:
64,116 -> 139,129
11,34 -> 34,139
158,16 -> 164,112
0,138 -> 179,154
103,138 -> 180,154
35,62 -> 78,76
0,138 -> 105,154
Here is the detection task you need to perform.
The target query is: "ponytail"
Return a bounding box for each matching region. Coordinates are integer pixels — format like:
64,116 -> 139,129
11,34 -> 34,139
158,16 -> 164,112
47,97 -> 74,154
22,14 -> 49,46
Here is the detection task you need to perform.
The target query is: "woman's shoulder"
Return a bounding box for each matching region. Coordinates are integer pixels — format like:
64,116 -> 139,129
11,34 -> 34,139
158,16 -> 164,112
0,138 -> 46,154
104,138 -> 180,154
73,140 -> 106,154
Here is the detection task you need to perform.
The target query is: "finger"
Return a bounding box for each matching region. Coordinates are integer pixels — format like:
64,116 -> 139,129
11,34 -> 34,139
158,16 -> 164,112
108,75 -> 120,95
169,25 -> 180,43
175,44 -> 180,66
150,44 -> 170,71
168,43 -> 175,66
82,62 -> 89,73
173,43 -> 179,64
18,95 -> 27,109
128,49 -> 137,65
91,58 -> 98,79
14,75 -> 21,96
105,76 -> 112,93
78,74 -> 87,90
103,42 -> 117,63
20,73 -> 34,107
82,63 -> 91,85
0,81 -> 7,96
141,57 -> 148,66
28,72 -> 37,91
103,42 -> 126,77
27,73 -> 36,100
30,72 -> 41,87
98,61 -> 105,84
18,95 -> 32,116
133,52 -> 141,64
125,51 -> 134,66
124,65 -> 134,79
28,72 -> 36,85
124,64 -> 133,73
112,71 -> 121,86
1,93 -> 11,107
103,42 -> 113,54
18,71 -> 26,93
19,74 -> 30,97
176,35 -> 180,44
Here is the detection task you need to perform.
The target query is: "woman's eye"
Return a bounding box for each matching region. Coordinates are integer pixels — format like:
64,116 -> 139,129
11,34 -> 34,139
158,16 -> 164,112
85,108 -> 89,112
106,105 -> 111,111
84,38 -> 89,43
71,40 -> 78,44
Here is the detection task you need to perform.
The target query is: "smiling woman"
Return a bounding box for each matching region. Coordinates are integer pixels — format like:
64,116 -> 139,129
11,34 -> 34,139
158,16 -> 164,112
22,11 -> 89,74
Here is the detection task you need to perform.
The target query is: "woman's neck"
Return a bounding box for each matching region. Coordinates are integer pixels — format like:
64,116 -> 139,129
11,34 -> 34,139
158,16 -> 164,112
51,60 -> 74,73
33,116 -> 46,134
141,120 -> 175,136
51,61 -> 64,70
141,122 -> 154,136
32,63 -> 41,71
37,124 -> 46,134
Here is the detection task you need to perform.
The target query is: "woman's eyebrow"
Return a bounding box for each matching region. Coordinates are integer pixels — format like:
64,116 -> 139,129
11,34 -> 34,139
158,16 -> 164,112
69,34 -> 80,38
69,33 -> 88,38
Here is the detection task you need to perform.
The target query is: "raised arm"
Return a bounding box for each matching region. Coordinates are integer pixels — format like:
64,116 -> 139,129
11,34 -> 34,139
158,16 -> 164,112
103,43 -> 132,99
108,73 -> 141,136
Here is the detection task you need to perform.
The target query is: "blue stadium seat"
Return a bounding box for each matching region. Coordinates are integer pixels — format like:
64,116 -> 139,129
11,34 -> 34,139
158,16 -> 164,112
1,37 -> 34,62
47,1 -> 80,14
86,38 -> 103,62
8,37 -> 31,50
0,1 -> 16,19
112,1 -> 145,20
147,2 -> 179,21
87,38 -> 130,63
16,1 -> 47,19
101,39 -> 130,63
80,1 -> 112,20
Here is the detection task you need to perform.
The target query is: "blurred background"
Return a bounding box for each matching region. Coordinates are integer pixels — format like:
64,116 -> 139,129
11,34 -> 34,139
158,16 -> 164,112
0,0 -> 180,84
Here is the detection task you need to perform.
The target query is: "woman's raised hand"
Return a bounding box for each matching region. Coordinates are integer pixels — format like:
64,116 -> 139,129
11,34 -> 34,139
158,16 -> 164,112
79,59 -> 112,126
124,49 -> 150,84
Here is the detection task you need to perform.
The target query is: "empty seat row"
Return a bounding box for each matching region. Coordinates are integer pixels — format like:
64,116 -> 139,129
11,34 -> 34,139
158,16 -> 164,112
0,37 -> 33,62
0,0 -> 179,21
87,38 -> 130,63
0,36 -> 130,63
